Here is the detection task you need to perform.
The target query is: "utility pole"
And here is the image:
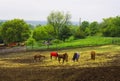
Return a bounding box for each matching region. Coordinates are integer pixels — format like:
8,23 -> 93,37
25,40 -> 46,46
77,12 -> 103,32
79,18 -> 81,27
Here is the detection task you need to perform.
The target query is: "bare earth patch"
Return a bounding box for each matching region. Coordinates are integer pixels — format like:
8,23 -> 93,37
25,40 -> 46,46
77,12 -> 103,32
0,45 -> 120,81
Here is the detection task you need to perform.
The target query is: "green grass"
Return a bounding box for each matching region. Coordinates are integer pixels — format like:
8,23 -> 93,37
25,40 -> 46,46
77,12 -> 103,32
27,36 -> 120,50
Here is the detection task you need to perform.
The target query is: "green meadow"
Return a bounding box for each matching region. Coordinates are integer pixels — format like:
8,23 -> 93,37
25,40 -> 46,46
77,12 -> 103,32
27,36 -> 120,50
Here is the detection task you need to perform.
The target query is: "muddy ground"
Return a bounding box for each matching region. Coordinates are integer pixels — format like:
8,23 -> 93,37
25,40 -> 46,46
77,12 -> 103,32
0,66 -> 120,81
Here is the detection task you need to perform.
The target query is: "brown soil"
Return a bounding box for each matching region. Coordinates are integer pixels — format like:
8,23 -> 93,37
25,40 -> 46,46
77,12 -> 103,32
0,45 -> 120,81
0,66 -> 119,81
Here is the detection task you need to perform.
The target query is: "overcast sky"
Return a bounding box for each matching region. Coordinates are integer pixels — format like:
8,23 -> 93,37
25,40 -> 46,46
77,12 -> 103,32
0,0 -> 120,22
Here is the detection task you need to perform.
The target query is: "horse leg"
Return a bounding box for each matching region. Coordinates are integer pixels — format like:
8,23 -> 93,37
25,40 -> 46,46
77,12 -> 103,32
50,55 -> 52,59
58,58 -> 61,63
62,59 -> 64,64
55,56 -> 57,60
34,57 -> 36,62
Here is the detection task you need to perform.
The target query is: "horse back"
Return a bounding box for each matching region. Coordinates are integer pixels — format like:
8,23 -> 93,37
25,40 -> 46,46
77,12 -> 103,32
50,52 -> 58,56
91,51 -> 96,55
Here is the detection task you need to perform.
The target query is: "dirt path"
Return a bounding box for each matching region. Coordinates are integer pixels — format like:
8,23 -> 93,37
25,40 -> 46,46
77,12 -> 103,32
0,46 -> 26,54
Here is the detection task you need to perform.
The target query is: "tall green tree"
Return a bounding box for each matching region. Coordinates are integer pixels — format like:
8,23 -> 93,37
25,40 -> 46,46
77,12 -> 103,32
87,21 -> 99,36
81,21 -> 89,31
33,25 -> 54,41
0,26 -> 3,43
47,11 -> 71,38
1,19 -> 31,44
73,27 -> 85,39
58,25 -> 72,41
102,16 -> 120,37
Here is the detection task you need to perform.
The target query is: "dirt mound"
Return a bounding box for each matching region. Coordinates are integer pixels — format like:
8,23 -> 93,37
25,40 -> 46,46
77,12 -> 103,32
0,66 -> 119,81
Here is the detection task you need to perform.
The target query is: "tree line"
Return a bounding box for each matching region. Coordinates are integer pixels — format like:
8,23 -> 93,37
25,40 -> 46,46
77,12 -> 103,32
0,11 -> 120,46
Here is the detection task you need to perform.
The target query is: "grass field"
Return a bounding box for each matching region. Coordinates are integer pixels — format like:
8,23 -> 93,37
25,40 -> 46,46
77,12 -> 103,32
0,45 -> 120,81
27,36 -> 120,50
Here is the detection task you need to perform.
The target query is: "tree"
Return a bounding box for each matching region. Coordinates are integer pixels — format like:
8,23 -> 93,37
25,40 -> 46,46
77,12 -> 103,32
73,27 -> 85,39
81,21 -> 89,31
102,16 -> 120,37
58,25 -> 72,41
26,37 -> 36,49
1,19 -> 31,44
33,25 -> 54,41
0,26 -> 3,43
87,21 -> 99,36
0,21 -> 3,26
47,11 -> 71,38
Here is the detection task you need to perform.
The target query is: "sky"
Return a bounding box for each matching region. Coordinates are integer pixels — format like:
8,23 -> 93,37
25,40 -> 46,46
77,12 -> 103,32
0,0 -> 120,22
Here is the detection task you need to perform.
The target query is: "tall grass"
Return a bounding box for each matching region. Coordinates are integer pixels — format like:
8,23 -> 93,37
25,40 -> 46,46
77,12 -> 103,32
27,36 -> 120,50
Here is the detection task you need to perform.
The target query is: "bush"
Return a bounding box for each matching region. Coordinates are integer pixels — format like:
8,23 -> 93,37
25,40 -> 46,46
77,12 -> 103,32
26,37 -> 36,46
66,36 -> 75,42
73,29 -> 85,39
51,39 -> 63,44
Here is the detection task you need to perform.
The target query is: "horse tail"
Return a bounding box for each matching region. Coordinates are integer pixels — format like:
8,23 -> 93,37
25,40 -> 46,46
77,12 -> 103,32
50,54 -> 52,59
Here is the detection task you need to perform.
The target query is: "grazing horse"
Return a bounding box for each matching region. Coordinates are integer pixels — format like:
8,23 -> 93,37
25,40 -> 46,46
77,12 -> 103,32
34,55 -> 45,61
50,52 -> 58,59
58,53 -> 68,63
72,52 -> 80,62
91,51 -> 96,60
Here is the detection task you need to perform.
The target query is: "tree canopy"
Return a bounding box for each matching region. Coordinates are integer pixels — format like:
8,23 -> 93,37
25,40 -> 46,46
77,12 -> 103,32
47,11 -> 71,38
33,25 -> 54,41
58,25 -> 72,41
101,16 -> 120,37
1,19 -> 31,44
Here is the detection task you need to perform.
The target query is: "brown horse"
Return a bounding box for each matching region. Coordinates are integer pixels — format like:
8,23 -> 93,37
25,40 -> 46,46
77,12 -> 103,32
58,53 -> 68,63
91,51 -> 96,60
34,55 -> 45,61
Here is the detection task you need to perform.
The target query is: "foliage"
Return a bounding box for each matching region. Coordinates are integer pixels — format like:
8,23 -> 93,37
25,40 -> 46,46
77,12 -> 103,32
1,19 -> 31,44
0,26 -> 3,43
66,36 -> 75,42
0,22 -> 3,26
51,39 -> 63,44
101,16 -> 120,37
26,37 -> 36,46
58,25 -> 72,41
33,25 -> 54,41
81,21 -> 89,31
47,11 -> 71,38
73,28 -> 85,39
87,21 -> 99,36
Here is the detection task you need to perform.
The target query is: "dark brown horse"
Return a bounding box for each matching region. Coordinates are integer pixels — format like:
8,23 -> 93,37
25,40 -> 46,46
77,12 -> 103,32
57,53 -> 68,63
34,55 -> 45,61
50,52 -> 58,59
91,51 -> 96,60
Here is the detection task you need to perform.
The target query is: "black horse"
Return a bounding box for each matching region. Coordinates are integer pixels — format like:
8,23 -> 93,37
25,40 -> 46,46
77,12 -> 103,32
57,53 -> 68,63
72,52 -> 80,62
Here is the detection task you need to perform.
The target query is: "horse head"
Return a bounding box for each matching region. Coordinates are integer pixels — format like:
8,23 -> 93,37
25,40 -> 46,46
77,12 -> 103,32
63,53 -> 68,62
